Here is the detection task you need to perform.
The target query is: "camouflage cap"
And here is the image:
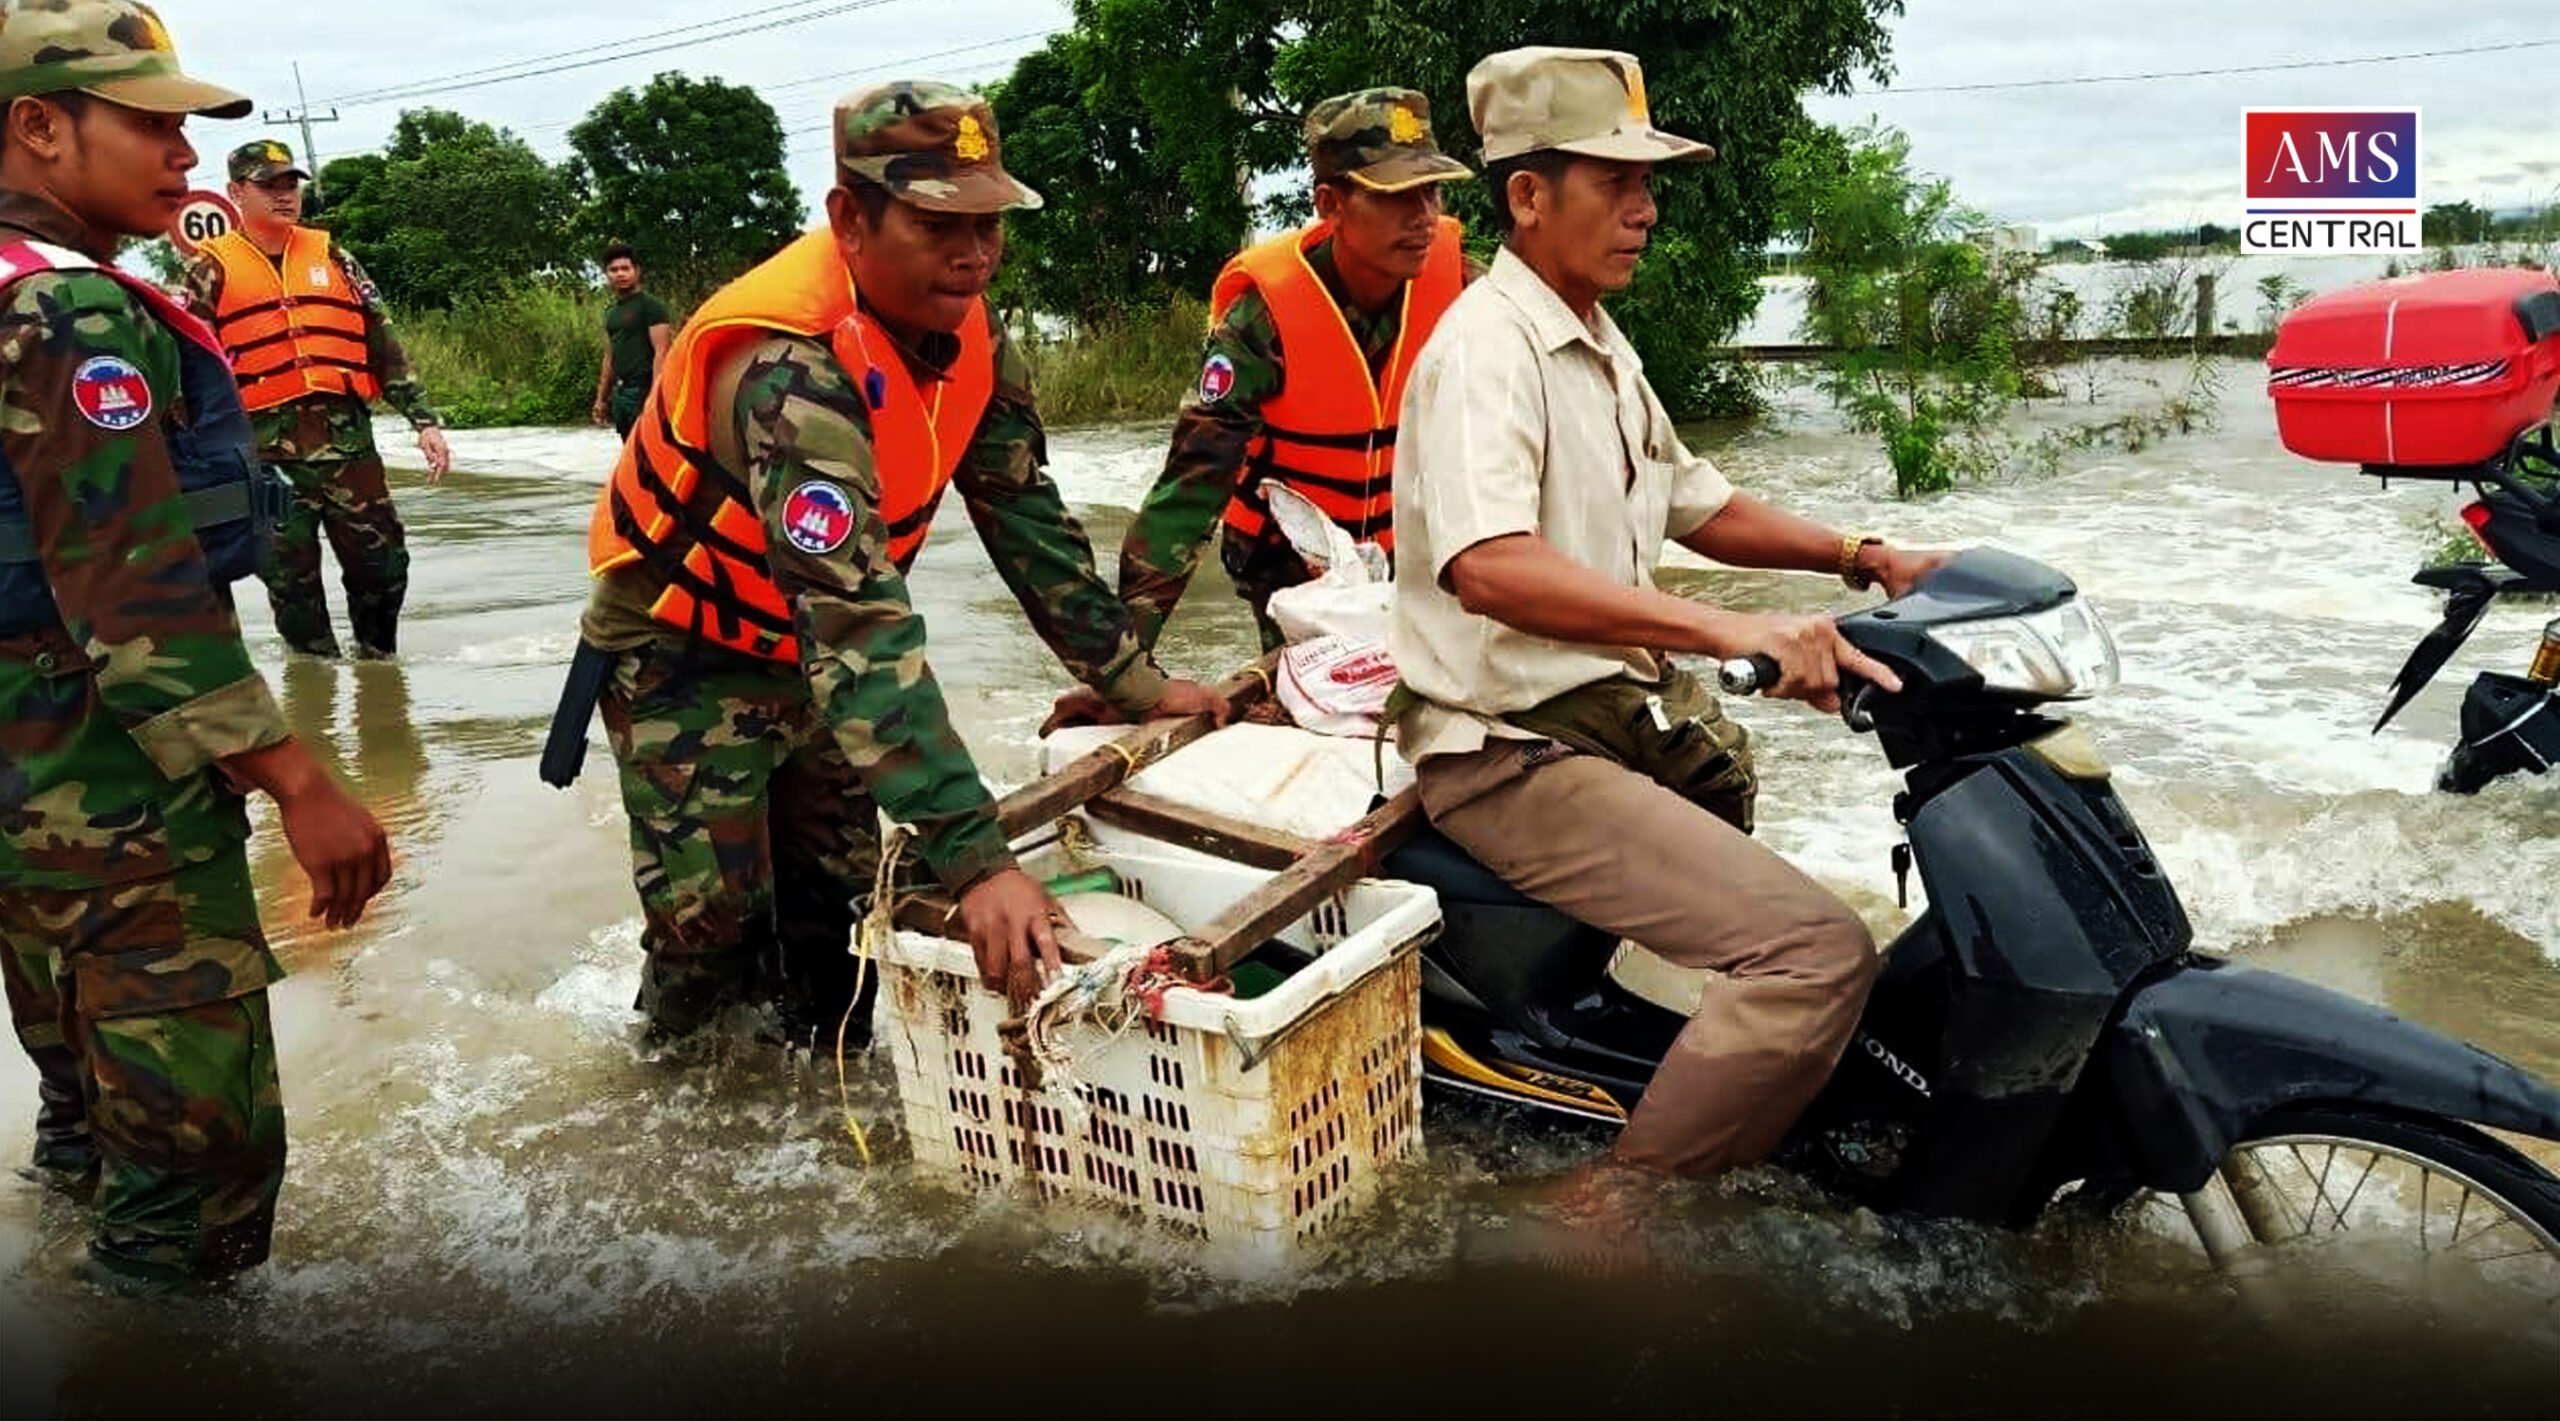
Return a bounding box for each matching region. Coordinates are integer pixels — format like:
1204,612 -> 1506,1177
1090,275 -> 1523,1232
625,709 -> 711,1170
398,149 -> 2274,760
1306,87 -> 1471,193
833,80 -> 1042,214
1467,46 -> 1714,166
228,137 -> 308,183
0,0 -> 250,118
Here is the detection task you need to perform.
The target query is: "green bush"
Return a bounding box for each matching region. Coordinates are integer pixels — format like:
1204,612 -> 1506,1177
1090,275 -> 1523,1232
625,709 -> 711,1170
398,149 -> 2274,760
1017,297 -> 1207,428
396,283 -> 612,428
402,285 -> 1218,431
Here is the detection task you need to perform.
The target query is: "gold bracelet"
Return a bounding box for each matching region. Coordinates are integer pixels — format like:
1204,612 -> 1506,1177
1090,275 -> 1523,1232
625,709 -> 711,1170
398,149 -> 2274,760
1840,535 -> 1884,591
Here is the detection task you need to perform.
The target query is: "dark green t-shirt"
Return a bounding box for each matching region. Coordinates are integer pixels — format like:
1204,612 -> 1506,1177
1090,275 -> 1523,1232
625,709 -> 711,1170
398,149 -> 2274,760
603,289 -> 672,388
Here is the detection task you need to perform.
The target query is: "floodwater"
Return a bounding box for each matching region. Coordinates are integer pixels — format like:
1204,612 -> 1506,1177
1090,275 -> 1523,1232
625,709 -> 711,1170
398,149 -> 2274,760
2,363 -> 2555,1417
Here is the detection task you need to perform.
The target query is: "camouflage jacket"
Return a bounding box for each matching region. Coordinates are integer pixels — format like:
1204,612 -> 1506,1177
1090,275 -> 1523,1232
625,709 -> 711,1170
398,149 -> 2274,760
0,191 -> 291,889
586,306 -> 1167,892
179,231 -> 441,462
1116,235 -> 1478,649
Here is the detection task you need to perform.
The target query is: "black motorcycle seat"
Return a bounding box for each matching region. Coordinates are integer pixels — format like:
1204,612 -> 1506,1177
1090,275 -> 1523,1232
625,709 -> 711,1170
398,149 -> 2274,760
1381,827 -> 1553,913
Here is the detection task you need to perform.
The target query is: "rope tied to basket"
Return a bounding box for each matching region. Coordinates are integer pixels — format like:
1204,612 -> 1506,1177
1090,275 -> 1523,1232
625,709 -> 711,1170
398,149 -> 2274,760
1015,942 -> 1228,1124
833,810 -> 917,1170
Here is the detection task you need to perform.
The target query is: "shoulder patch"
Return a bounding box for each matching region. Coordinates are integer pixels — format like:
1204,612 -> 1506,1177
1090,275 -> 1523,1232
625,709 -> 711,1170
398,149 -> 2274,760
1198,353 -> 1237,404
781,479 -> 857,555
71,354 -> 153,430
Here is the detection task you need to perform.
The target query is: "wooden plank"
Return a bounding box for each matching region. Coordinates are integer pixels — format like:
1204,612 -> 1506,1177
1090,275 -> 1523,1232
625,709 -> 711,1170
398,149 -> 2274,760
1085,787 -> 1315,870
1167,787 -> 1425,982
990,659 -> 1273,836
886,889 -> 1102,965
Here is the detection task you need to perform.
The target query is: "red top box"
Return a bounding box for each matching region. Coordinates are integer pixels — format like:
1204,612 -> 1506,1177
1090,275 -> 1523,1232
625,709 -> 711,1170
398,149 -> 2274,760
2268,267 -> 2560,470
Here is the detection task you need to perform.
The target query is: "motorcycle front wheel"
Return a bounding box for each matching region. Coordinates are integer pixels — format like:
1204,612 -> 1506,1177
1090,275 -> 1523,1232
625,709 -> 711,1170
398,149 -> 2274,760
2158,1105 -> 2560,1306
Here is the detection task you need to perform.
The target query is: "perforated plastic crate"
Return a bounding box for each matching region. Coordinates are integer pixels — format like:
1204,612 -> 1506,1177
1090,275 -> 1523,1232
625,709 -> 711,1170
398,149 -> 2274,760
874,836 -> 1437,1263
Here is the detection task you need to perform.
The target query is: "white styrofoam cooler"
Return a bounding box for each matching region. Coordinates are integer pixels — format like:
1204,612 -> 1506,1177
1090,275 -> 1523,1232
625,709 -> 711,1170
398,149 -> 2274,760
873,835 -> 1439,1262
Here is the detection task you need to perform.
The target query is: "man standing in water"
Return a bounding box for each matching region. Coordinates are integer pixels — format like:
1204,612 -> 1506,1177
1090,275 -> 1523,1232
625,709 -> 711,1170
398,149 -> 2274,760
1113,88 -> 1472,654
590,241 -> 670,440
575,81 -> 1227,1046
181,138 -> 450,659
0,0 -> 391,1293
1391,47 -> 1944,1189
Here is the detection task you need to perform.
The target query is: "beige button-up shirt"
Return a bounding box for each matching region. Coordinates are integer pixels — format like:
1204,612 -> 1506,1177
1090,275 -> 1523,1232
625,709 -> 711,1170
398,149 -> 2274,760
1388,245 -> 1735,761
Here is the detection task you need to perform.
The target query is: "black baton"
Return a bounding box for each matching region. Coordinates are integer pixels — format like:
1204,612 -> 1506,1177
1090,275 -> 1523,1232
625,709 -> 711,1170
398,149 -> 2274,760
539,637 -> 616,788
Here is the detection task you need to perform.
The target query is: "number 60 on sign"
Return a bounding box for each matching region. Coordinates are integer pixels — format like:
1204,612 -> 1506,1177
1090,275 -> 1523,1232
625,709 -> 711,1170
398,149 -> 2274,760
168,190 -> 240,259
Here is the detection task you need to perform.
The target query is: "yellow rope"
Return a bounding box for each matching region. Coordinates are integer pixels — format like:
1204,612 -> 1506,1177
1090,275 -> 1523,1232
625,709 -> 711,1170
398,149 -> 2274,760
1057,812 -> 1100,870
1102,738 -> 1143,776
836,812 -> 915,1171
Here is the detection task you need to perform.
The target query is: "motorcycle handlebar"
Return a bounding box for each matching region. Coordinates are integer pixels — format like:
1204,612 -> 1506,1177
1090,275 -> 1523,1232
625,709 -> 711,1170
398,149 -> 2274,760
1719,655 -> 1883,732
1716,655 -> 1784,696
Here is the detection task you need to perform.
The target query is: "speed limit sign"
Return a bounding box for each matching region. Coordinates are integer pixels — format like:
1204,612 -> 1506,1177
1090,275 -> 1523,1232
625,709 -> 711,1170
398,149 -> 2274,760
168,189 -> 240,258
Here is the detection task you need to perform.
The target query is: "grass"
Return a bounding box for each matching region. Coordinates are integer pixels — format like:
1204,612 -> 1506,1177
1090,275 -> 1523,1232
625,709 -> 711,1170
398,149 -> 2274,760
396,283 -> 612,428
1014,297 -> 1207,428
402,284 -> 1206,431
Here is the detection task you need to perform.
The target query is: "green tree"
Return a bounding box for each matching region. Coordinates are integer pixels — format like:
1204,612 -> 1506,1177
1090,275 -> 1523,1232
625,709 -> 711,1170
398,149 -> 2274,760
1777,123 -> 2025,496
567,72 -> 804,288
2098,230 -> 2172,262
124,235 -> 185,285
2254,272 -> 2306,333
315,109 -> 578,308
1008,0 -> 1901,414
310,150 -> 387,224
989,33 -> 1256,326
2422,200 -> 2491,246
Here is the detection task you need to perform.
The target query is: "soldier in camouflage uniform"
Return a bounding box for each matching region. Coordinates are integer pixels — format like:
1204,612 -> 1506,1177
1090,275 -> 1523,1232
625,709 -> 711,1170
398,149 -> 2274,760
1114,89 -> 1476,655
573,82 -> 1226,1045
180,139 -> 450,660
0,0 -> 391,1293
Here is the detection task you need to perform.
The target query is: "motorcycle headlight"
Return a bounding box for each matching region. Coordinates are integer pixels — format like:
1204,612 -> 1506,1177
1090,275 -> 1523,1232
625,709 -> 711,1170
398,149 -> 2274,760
1928,597 -> 2120,699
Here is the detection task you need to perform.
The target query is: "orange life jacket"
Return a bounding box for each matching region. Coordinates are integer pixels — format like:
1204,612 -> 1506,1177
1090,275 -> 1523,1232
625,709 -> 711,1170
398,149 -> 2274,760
585,228 -> 994,662
202,226 -> 380,411
1211,215 -> 1463,554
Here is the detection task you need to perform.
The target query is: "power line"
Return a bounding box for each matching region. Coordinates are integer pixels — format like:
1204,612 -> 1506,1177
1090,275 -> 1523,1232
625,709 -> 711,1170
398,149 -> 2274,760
1875,36 -> 2560,94
757,27 -> 1058,98
777,53 -> 1022,157
265,62 -> 341,200
323,0 -> 916,109
318,0 -> 844,106
511,25 -> 1060,137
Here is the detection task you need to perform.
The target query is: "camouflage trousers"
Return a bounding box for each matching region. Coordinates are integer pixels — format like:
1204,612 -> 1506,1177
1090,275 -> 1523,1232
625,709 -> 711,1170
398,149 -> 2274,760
258,405 -> 409,658
1220,526 -> 1315,654
0,849 -> 287,1285
599,637 -> 895,1046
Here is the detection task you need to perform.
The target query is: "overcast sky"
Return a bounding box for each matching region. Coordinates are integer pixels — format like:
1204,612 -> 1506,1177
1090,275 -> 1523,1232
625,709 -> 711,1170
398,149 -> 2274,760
163,0 -> 2556,244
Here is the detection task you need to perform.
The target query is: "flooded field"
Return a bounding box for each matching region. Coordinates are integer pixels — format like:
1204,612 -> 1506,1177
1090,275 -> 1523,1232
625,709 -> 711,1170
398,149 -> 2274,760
2,362 -> 2553,1416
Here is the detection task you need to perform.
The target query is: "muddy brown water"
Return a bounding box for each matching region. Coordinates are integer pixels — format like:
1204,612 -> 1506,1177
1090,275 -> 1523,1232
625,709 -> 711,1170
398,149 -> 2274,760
3,364 -> 2555,1416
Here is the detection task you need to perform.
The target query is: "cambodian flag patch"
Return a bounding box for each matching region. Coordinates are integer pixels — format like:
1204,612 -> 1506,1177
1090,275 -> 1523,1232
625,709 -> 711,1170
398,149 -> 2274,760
781,479 -> 857,555
71,354 -> 152,431
1198,353 -> 1236,404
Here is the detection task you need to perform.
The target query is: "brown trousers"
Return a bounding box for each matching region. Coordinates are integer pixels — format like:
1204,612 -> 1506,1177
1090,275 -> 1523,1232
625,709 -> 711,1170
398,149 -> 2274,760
1415,740 -> 1880,1175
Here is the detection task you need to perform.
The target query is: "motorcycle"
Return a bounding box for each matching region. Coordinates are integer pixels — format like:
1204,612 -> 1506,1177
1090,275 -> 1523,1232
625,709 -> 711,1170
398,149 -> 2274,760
1357,547 -> 2560,1293
2368,419 -> 2560,792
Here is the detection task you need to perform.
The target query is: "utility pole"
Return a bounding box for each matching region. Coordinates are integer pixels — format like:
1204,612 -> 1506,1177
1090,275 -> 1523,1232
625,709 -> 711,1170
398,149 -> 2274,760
263,62 -> 340,208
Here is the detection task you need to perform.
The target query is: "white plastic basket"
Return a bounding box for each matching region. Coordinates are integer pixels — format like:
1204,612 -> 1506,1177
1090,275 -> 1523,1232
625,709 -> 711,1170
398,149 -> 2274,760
873,835 -> 1438,1261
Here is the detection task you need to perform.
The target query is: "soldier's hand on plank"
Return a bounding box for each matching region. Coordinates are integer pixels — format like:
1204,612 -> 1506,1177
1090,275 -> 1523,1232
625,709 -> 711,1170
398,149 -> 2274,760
1039,685 -> 1121,736
219,739 -> 394,929
1141,677 -> 1233,726
958,867 -> 1064,990
416,426 -> 452,482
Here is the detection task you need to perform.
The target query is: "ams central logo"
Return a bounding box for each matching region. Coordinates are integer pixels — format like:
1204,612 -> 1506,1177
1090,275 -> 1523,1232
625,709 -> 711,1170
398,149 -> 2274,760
2243,108 -> 2421,255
